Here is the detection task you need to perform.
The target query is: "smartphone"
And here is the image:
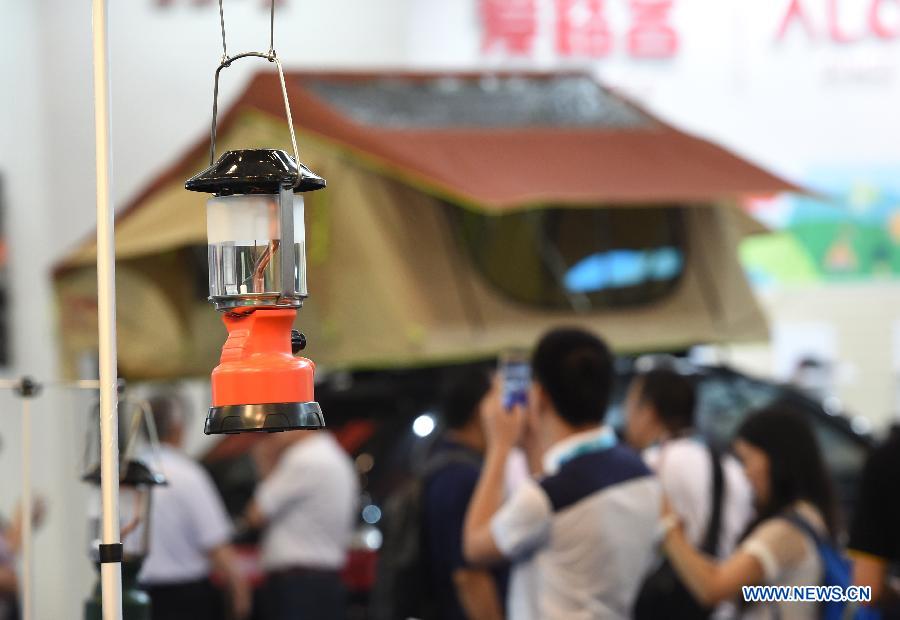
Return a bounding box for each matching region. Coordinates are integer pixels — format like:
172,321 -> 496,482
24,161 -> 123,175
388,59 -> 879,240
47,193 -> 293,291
499,349 -> 531,411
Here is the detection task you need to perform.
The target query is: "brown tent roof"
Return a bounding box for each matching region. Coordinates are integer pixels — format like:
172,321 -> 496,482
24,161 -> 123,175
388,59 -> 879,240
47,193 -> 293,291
128,71 -> 797,217
52,71 -> 784,377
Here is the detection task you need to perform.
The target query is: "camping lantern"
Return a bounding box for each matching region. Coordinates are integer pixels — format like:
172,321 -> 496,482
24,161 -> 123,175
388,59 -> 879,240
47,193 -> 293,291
83,399 -> 166,620
83,459 -> 165,620
186,52 -> 327,434
84,459 -> 163,564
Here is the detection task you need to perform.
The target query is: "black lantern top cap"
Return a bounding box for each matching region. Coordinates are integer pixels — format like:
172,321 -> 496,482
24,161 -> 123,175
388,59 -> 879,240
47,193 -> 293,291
82,458 -> 167,487
185,148 -> 326,196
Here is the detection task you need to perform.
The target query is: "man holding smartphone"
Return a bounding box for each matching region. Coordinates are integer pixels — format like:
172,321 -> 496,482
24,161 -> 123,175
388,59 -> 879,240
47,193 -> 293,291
421,367 -> 507,620
463,327 -> 662,620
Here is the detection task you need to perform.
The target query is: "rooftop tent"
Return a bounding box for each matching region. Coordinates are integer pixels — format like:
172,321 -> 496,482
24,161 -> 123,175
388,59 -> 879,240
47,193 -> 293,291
52,71 -> 796,380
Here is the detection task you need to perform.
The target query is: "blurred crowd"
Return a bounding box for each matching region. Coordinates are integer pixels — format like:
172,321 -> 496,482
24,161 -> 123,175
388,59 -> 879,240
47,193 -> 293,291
2,328 -> 898,620
386,327 -> 900,620
138,394 -> 358,620
141,329 -> 900,620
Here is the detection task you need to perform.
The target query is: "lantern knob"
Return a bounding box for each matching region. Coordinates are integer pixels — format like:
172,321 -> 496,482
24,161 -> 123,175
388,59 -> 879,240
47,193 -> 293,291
291,330 -> 307,354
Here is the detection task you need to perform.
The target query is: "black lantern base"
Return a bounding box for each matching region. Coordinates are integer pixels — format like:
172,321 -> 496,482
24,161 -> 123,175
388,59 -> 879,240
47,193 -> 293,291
204,401 -> 325,434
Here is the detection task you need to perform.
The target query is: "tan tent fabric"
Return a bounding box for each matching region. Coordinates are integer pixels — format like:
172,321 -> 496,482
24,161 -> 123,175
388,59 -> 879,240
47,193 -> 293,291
53,72 -> 782,380
289,159 -> 768,367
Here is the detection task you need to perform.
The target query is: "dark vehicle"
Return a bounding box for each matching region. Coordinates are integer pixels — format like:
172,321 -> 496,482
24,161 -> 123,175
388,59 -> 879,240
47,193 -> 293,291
606,359 -> 873,520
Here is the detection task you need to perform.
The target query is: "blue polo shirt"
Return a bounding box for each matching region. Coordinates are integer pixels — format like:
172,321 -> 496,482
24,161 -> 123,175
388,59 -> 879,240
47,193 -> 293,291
423,439 -> 509,620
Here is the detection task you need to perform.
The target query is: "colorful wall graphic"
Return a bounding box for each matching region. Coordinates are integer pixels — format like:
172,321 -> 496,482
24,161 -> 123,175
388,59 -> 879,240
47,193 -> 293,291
742,166 -> 900,286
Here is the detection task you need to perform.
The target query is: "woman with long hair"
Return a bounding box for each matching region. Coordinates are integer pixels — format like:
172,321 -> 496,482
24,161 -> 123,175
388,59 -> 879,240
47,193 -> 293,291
660,404 -> 840,619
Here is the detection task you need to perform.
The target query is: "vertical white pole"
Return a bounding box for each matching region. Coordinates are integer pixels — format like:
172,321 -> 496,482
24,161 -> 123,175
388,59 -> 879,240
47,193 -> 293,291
90,0 -> 123,619
20,398 -> 32,620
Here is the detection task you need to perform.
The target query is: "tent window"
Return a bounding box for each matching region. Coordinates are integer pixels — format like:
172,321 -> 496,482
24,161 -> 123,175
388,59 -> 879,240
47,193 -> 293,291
448,206 -> 687,311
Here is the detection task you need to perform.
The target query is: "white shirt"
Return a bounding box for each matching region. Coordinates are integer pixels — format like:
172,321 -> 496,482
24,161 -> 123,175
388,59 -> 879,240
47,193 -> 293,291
740,501 -> 825,620
492,427 -> 662,620
255,432 -> 358,571
139,445 -> 233,585
644,437 -> 754,557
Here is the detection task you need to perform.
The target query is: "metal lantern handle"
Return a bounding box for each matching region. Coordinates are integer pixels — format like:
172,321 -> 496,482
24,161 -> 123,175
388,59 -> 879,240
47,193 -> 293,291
120,400 -> 163,471
209,52 -> 300,168
83,399 -> 161,481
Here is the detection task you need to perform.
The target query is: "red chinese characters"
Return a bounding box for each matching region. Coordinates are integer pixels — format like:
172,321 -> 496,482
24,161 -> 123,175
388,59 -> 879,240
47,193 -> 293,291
481,0 -> 539,55
480,0 -> 679,59
556,0 -> 613,57
870,0 -> 900,39
627,0 -> 679,58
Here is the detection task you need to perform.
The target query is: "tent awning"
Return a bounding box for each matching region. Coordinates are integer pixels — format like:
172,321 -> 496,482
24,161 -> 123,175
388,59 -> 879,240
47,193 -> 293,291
52,71 -> 785,379
124,71 -> 800,213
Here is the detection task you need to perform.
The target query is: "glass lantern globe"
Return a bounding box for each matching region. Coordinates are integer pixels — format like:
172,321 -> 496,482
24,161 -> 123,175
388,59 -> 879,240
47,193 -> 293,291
206,192 -> 307,309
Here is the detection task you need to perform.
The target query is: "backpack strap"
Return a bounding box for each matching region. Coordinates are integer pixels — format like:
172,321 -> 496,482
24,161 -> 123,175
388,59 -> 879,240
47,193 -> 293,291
782,511 -> 825,547
700,444 -> 725,556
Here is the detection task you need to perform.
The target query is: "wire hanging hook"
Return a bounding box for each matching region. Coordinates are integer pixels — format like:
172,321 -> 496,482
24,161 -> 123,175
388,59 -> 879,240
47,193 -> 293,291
269,0 -> 276,57
217,0 -> 228,63
209,0 -> 299,170
217,0 -> 278,64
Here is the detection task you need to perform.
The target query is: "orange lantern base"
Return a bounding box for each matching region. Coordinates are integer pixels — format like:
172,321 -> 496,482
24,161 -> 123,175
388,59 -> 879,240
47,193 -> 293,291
205,308 -> 324,434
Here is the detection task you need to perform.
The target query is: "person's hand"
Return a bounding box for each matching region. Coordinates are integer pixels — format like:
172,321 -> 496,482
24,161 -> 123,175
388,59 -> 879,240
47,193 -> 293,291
231,580 -> 252,620
480,380 -> 525,452
210,544 -> 253,620
13,497 -> 47,530
661,494 -> 675,519
0,566 -> 17,595
32,497 -> 47,529
659,494 -> 683,547
519,398 -> 543,467
7,496 -> 48,553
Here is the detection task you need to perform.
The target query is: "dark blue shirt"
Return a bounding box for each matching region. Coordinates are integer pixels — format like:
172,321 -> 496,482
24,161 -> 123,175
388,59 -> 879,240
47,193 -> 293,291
422,438 -> 508,620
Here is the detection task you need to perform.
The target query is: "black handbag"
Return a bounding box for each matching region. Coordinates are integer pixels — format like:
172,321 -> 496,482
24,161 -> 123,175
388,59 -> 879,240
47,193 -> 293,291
633,443 -> 725,620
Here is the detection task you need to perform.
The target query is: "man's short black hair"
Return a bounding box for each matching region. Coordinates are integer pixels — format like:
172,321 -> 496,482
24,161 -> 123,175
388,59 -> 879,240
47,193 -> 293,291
145,393 -> 188,442
441,366 -> 492,430
532,327 -> 613,427
634,369 -> 696,433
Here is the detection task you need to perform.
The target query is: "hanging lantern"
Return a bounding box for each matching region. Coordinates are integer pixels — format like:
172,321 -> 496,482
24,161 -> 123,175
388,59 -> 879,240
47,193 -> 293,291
83,459 -> 165,620
186,51 -> 326,434
84,458 -> 164,564
83,400 -> 166,620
